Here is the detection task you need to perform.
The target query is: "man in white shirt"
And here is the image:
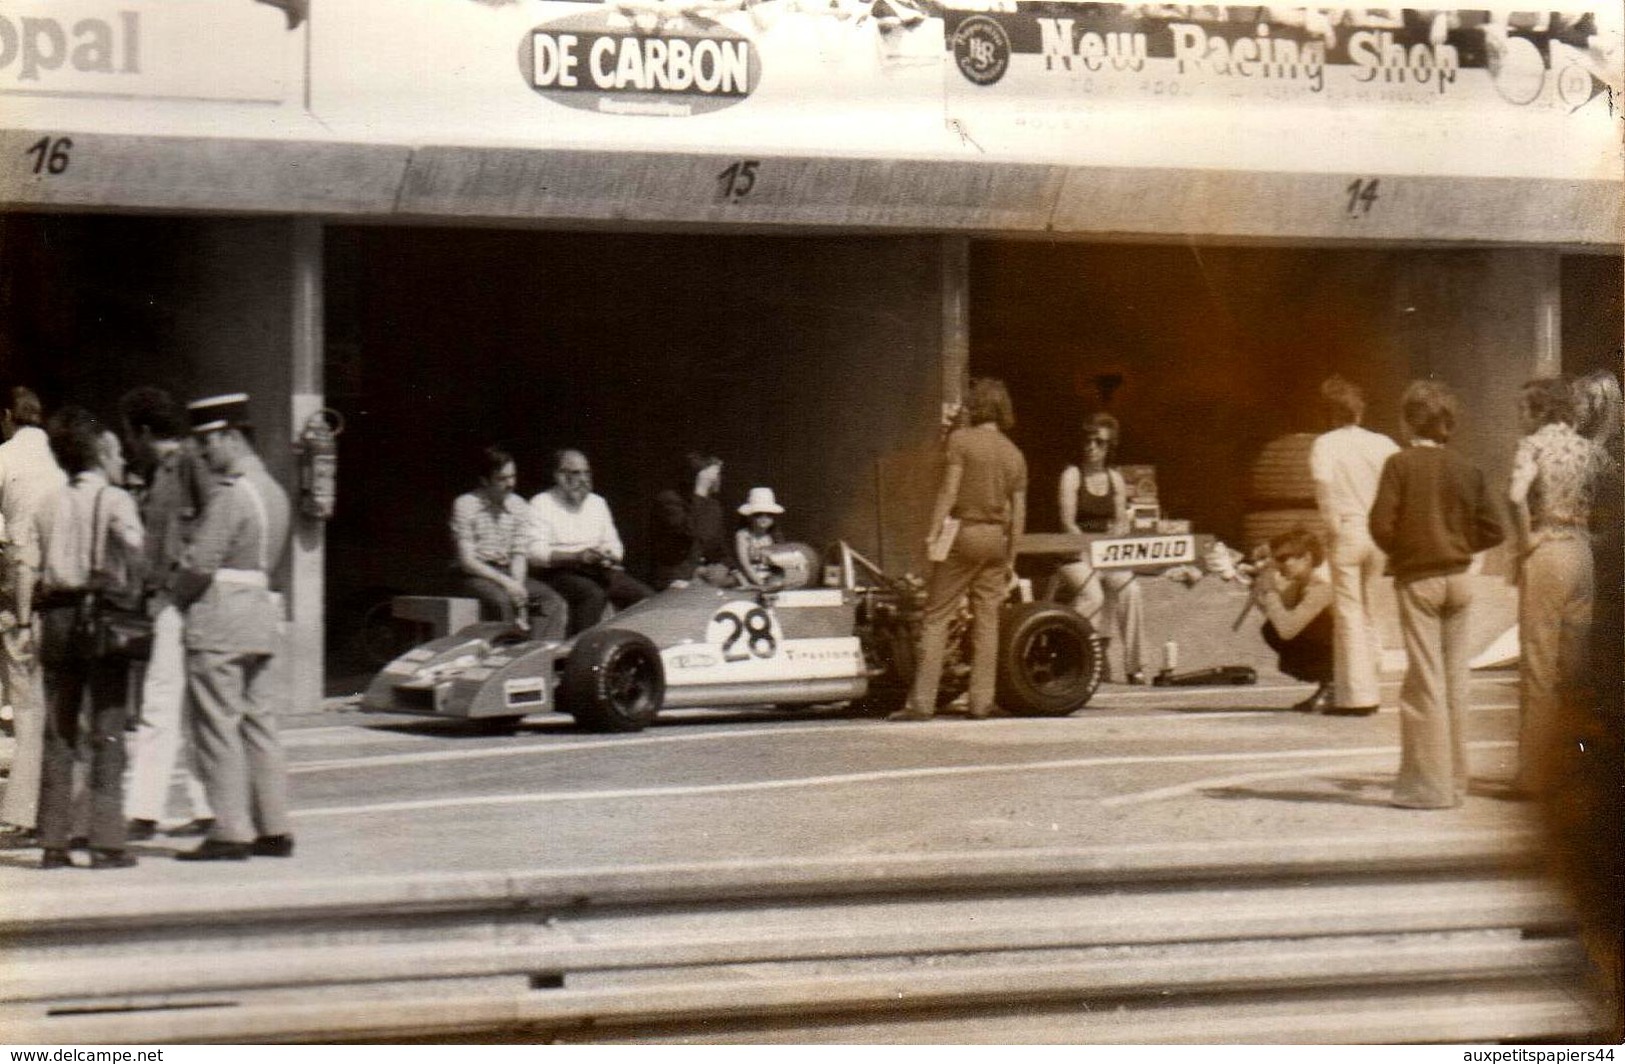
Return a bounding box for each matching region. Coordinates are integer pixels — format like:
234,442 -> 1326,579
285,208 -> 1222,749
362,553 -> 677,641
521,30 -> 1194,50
529,449 -> 651,635
1309,376 -> 1399,716
0,387 -> 67,847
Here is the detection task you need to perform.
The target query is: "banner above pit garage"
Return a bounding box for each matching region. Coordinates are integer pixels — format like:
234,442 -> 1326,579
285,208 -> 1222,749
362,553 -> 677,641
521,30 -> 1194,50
306,0 -> 1622,177
937,3 -> 1620,174
0,0 -> 1618,240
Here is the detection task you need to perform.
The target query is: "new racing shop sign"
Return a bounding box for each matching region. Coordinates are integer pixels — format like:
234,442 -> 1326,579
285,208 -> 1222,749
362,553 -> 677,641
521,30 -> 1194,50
520,8 -> 762,116
941,4 -> 1617,109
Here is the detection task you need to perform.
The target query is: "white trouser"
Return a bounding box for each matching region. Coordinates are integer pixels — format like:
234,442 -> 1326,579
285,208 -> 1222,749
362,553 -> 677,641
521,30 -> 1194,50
124,604 -> 212,823
1327,515 -> 1386,709
1056,559 -> 1145,676
0,621 -> 45,828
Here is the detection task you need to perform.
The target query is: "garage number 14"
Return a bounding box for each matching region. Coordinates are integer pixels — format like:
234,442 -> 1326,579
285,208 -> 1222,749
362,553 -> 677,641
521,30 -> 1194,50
709,602 -> 778,661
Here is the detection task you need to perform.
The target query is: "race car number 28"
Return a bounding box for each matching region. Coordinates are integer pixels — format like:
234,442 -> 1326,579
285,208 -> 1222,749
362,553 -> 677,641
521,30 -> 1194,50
708,602 -> 779,662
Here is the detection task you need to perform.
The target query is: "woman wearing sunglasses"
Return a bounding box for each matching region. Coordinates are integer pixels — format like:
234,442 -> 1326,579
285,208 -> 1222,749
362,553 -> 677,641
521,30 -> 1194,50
1054,412 -> 1148,684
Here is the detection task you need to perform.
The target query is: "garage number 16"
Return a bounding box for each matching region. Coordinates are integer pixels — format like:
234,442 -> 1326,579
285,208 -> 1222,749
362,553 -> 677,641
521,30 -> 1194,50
708,602 -> 778,661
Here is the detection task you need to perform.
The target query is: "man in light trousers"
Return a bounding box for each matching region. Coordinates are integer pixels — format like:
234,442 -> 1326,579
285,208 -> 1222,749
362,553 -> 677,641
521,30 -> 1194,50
0,387 -> 66,847
120,387 -> 214,839
1309,376 -> 1398,716
173,394 -> 293,862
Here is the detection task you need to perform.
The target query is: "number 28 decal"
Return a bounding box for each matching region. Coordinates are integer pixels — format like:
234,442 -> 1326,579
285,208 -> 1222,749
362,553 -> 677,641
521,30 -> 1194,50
707,602 -> 780,661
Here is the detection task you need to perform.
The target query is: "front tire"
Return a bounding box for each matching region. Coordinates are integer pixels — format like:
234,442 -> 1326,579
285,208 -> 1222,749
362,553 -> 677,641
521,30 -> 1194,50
563,629 -> 665,733
996,602 -> 1102,716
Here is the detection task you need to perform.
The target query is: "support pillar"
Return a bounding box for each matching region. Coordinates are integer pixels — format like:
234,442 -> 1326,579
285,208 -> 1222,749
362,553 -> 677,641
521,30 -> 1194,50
941,236 -> 970,418
1533,250 -> 1562,378
288,219 -> 325,713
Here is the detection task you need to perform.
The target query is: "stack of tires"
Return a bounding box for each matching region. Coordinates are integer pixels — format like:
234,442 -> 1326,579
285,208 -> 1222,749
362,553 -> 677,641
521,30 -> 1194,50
1244,433 -> 1325,551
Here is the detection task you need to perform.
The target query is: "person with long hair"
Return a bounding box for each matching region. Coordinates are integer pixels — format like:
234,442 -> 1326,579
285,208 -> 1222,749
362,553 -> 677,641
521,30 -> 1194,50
733,487 -> 786,589
1369,380 -> 1504,809
649,452 -> 727,589
1053,412 -> 1147,684
1571,369 -> 1622,717
1508,376 -> 1609,797
1562,367 -> 1624,1042
891,378 -> 1027,721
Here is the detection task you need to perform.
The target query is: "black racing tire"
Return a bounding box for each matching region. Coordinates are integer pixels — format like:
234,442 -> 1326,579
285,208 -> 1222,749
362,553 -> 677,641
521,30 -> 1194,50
855,617 -> 917,716
355,595 -> 424,667
562,629 -> 665,733
996,602 -> 1103,717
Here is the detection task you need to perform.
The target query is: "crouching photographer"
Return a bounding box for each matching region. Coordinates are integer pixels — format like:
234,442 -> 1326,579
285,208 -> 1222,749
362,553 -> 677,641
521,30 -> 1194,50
1251,527 -> 1343,715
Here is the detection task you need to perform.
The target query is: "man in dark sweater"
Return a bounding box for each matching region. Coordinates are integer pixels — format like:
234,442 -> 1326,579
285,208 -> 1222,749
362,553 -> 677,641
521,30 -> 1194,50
1369,380 -> 1504,809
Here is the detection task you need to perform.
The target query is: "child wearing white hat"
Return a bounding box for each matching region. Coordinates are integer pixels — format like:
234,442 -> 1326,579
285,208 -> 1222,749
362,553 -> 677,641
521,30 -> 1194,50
734,487 -> 785,588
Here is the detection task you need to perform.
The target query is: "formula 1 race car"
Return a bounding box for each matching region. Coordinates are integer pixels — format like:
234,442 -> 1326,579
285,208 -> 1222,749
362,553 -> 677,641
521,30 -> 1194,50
360,543 -> 1105,732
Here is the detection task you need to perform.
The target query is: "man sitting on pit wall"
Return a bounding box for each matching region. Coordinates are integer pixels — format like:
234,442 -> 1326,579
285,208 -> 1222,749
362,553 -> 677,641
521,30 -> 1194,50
451,444 -> 568,641
528,448 -> 652,636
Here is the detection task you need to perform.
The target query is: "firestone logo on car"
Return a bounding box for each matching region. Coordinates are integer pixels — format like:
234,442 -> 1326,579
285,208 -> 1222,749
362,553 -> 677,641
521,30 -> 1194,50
519,10 -> 761,116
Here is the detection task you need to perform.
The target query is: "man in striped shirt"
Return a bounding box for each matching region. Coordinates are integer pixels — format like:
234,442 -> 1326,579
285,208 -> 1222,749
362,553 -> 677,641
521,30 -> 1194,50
451,445 -> 566,639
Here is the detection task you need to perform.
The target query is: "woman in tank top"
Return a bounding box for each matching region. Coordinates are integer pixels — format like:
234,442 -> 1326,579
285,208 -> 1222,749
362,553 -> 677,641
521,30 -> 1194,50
1054,412 -> 1148,684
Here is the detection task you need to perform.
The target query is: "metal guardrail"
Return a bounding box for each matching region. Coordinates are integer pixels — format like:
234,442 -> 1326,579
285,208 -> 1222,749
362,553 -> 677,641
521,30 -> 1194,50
0,834 -> 1607,1044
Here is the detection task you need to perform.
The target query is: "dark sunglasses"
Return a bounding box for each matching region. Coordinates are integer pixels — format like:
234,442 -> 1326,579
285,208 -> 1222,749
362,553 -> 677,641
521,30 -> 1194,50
1084,436 -> 1112,448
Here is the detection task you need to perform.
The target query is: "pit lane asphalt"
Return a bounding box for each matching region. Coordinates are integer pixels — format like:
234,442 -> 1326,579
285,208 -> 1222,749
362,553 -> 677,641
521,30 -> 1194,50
0,671 -> 1538,892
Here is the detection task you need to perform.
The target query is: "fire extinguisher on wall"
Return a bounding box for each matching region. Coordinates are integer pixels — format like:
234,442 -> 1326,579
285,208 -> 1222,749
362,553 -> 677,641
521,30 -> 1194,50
295,408 -> 343,520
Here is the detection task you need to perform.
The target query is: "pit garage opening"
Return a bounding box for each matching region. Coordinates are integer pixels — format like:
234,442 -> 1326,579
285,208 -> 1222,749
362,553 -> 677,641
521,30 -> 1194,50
320,226 -> 950,674
0,216 -> 1615,691
969,240 -> 1620,676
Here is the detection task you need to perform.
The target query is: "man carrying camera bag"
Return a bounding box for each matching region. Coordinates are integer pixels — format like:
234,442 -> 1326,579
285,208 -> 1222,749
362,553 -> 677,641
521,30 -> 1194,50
21,407 -> 145,870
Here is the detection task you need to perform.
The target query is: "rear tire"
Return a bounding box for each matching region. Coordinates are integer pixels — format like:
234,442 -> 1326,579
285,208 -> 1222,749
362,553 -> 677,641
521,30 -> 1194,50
996,602 -> 1103,716
857,602 -> 976,713
356,596 -> 424,666
856,617 -> 916,716
562,629 -> 665,733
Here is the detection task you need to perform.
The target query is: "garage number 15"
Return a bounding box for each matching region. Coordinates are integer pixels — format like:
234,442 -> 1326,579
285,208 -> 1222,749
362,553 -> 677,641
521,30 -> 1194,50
708,602 -> 778,661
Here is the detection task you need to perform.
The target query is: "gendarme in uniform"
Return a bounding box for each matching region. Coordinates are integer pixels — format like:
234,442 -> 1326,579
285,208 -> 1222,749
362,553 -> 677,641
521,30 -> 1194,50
174,394 -> 293,861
